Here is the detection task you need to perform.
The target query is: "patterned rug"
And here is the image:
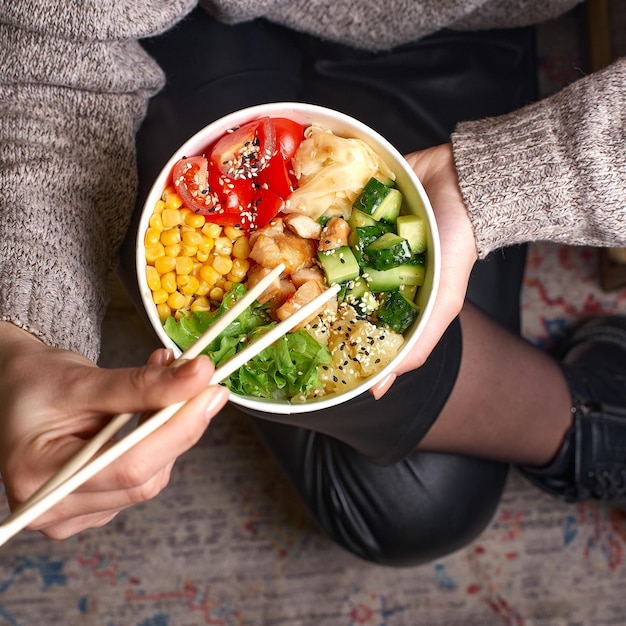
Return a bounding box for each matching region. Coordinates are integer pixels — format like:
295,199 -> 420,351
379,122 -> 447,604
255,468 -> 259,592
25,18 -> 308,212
2,8 -> 626,626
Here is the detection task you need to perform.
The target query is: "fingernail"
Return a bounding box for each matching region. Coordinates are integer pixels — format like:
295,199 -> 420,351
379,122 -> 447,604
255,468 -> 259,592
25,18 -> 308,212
163,348 -> 175,364
204,386 -> 229,423
171,358 -> 201,377
371,373 -> 396,400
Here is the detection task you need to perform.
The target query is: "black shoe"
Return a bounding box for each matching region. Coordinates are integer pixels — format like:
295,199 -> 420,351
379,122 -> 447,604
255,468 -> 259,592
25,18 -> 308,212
519,316 -> 626,507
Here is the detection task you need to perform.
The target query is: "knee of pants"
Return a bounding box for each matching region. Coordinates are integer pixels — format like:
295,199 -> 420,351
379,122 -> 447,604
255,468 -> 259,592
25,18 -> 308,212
254,423 -> 509,567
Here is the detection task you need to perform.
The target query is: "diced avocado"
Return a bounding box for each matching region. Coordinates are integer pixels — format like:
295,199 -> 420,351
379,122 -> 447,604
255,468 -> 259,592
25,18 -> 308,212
348,225 -> 384,268
362,262 -> 425,292
343,277 -> 378,315
396,214 -> 427,254
317,245 -> 360,285
377,291 -> 420,333
364,232 -> 413,270
352,177 -> 403,222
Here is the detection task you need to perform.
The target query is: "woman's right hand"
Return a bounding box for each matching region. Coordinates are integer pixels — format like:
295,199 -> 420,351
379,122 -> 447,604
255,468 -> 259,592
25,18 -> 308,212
0,321 -> 229,540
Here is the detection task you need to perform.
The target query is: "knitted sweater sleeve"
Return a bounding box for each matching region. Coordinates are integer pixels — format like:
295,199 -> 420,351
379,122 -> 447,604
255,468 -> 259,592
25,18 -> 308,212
0,2 -> 195,361
452,58 -> 626,258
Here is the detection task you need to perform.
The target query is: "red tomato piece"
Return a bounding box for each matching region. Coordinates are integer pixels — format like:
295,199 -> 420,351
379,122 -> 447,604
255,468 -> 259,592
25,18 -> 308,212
256,152 -> 294,199
209,117 -> 276,180
171,156 -> 219,215
251,188 -> 284,229
272,117 -> 305,159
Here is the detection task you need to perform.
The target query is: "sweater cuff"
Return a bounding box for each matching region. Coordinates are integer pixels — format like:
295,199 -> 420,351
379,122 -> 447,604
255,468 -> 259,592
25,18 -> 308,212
452,59 -> 626,259
451,100 -> 579,259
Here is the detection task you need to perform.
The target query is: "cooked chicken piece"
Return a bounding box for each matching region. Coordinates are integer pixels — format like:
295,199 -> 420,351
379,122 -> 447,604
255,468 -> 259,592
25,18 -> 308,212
274,278 -> 297,308
276,279 -> 332,330
249,217 -> 285,247
245,264 -> 282,304
290,266 -> 326,289
283,213 -> 323,239
317,216 -> 350,252
249,227 -> 316,274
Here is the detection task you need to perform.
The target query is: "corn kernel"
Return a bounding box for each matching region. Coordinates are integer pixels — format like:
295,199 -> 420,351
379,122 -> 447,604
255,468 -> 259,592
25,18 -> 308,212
232,236 -> 251,259
179,275 -> 200,295
196,249 -> 210,263
179,207 -> 191,222
161,271 -> 177,293
184,213 -> 206,228
198,237 -> 214,253
167,291 -> 187,310
175,256 -> 193,275
145,243 -> 165,264
230,258 -> 250,280
190,297 -> 211,312
156,302 -> 171,321
161,208 -> 181,228
182,231 -> 204,247
154,255 -> 177,275
149,213 -> 164,231
195,280 -> 211,296
146,266 -> 161,291
202,222 -> 222,238
144,227 -> 161,248
200,264 -> 220,286
162,185 -> 176,199
212,255 -> 233,276
209,286 -> 224,301
180,243 -> 198,258
164,243 -> 181,258
153,199 -> 166,214
224,225 -> 245,240
213,236 -> 232,256
152,289 -> 168,305
160,228 -> 181,247
222,280 -> 233,292
164,193 -> 183,211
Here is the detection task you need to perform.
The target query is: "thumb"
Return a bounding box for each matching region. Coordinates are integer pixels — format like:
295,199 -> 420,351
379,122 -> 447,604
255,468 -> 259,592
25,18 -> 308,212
75,354 -> 217,417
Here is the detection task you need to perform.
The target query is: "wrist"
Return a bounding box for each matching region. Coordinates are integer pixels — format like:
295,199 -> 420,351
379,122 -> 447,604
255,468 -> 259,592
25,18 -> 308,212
0,321 -> 47,356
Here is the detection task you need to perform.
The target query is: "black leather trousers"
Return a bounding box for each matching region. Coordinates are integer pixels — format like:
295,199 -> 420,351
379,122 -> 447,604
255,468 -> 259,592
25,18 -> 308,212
122,8 -> 536,566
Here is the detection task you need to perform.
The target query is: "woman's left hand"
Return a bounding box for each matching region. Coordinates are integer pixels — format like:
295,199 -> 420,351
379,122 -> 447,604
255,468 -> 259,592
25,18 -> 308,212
370,143 -> 477,399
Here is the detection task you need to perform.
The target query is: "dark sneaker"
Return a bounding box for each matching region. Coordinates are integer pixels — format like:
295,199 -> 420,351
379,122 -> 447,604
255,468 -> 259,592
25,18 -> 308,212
519,316 -> 626,507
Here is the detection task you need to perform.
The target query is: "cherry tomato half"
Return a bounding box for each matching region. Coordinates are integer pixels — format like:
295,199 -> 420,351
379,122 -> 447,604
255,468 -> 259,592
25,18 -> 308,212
171,156 -> 219,214
272,117 -> 305,160
209,117 -> 276,179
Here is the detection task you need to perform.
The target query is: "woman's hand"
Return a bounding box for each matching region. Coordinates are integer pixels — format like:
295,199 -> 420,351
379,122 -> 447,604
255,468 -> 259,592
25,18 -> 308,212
0,322 -> 229,539
371,143 -> 477,398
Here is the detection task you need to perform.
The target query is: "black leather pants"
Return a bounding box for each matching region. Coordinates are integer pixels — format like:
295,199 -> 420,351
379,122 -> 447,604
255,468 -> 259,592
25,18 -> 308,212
122,9 -> 536,566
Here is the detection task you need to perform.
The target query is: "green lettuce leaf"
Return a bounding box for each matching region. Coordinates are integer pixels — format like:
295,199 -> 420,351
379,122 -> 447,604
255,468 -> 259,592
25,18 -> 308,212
163,283 -> 331,400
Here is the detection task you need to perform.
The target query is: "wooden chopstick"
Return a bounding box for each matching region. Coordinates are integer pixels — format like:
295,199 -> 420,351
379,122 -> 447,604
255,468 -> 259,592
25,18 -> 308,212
0,278 -> 340,547
3,263 -> 287,519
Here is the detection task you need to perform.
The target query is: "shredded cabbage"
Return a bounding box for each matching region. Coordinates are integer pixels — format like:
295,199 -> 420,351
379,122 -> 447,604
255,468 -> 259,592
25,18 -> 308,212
284,126 -> 396,220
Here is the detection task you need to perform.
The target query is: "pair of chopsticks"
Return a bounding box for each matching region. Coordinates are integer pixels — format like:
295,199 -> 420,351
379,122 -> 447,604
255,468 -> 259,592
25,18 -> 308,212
0,263 -> 340,547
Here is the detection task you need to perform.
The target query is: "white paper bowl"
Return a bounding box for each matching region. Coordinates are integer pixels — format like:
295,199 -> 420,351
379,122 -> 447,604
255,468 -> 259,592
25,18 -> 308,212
136,102 -> 440,414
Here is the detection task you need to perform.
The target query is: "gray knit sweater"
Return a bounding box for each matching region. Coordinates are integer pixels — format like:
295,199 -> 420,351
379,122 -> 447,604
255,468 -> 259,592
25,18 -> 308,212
0,0 -> 624,361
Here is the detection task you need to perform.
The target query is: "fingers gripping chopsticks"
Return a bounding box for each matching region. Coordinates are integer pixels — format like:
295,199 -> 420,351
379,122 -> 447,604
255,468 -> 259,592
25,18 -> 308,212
0,263 -> 339,547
